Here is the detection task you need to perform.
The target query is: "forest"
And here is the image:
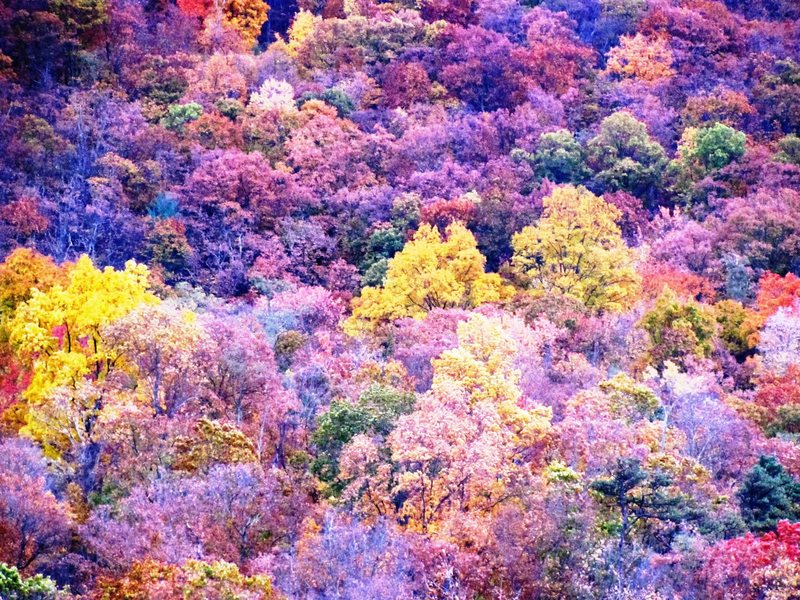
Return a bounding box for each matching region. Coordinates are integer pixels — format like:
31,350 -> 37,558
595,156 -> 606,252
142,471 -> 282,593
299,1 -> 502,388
1,0 -> 800,597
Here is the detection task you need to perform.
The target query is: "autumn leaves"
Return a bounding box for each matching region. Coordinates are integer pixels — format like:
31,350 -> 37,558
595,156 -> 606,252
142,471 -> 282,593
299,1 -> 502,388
348,184 -> 641,334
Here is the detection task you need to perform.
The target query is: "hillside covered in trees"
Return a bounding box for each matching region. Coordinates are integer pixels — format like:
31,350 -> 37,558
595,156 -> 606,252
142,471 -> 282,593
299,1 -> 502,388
1,0 -> 800,597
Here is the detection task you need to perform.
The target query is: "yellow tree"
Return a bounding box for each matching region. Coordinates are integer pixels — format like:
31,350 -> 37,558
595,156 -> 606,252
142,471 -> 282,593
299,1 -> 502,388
511,185 -> 641,312
433,313 -> 525,407
284,9 -> 318,57
222,0 -> 269,47
0,248 -> 66,322
387,314 -> 552,533
8,255 -> 158,455
346,223 -> 513,333
180,0 -> 269,48
103,303 -> 208,417
0,249 -> 67,433
605,33 -> 675,82
96,559 -> 275,599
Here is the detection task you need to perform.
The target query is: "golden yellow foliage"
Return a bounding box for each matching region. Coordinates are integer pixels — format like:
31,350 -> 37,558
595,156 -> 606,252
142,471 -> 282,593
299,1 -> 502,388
346,223 -> 513,333
103,303 -> 207,416
511,185 -> 641,311
174,418 -> 258,473
387,314 -> 551,532
605,33 -> 675,82
433,314 -> 552,444
8,255 -> 158,453
223,0 -> 269,48
285,9 -> 318,57
433,313 -> 522,405
0,248 -> 66,322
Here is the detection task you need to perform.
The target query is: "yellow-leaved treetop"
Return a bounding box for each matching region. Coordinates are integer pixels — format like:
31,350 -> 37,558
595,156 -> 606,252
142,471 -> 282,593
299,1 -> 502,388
511,185 -> 641,312
223,0 -> 269,48
605,33 -> 675,83
433,313 -> 525,406
431,313 -> 552,447
0,248 -> 66,322
346,222 -> 513,333
103,302 -> 208,417
8,255 -> 158,455
285,9 -> 318,57
386,314 -> 552,532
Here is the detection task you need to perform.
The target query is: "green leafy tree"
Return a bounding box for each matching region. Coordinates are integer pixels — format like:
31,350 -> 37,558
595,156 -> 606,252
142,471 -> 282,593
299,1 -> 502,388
0,563 -> 62,600
692,123 -> 747,171
50,0 -> 108,34
667,123 -> 747,204
737,455 -> 800,533
299,89 -> 355,118
586,111 -> 667,199
768,405 -> 800,437
639,288 -> 717,368
160,103 -> 204,132
775,134 -> 800,166
714,299 -> 757,358
754,58 -> 800,135
359,227 -> 406,287
513,129 -> 590,184
311,385 -> 415,492
591,458 -> 701,594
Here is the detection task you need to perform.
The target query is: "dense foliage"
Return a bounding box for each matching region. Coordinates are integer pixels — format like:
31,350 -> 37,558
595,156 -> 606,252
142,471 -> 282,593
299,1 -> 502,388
1,0 -> 800,597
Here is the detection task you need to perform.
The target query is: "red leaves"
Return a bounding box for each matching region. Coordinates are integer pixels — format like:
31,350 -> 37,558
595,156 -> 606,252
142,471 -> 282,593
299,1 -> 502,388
382,61 -> 432,109
0,196 -> 49,241
701,521 -> 800,599
754,365 -> 800,417
177,0 -> 215,19
420,196 -> 478,230
755,272 -> 800,322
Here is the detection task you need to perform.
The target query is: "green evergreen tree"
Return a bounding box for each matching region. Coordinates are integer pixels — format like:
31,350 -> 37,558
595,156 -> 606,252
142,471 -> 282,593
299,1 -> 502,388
591,458 -> 700,557
591,458 -> 702,596
737,455 -> 800,533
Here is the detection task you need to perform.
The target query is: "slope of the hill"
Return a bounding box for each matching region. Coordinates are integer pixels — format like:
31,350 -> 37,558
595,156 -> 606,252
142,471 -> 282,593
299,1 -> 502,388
1,0 -> 800,598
